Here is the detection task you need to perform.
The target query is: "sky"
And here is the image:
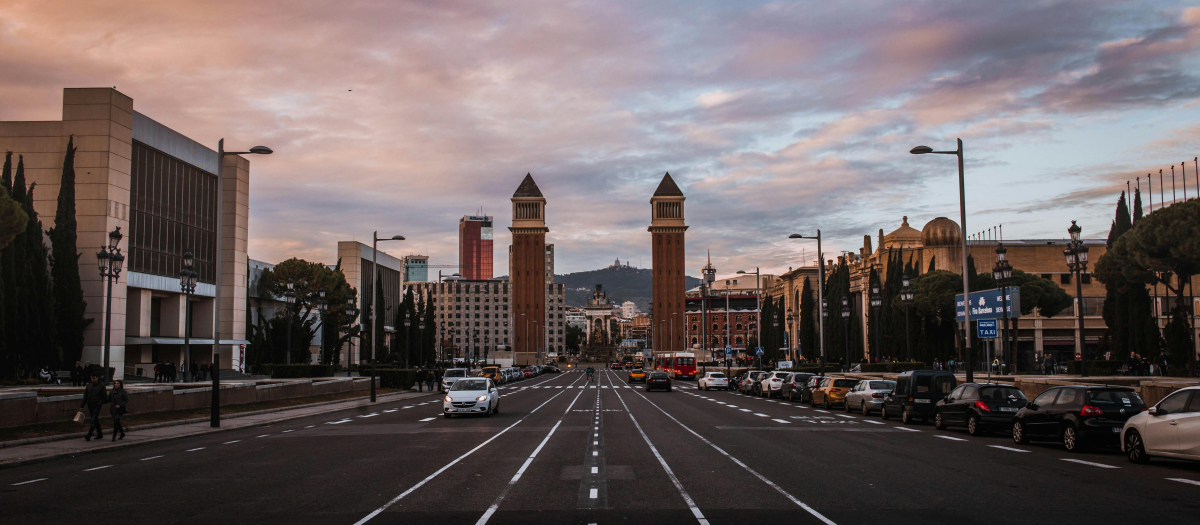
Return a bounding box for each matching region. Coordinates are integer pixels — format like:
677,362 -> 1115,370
2,0 -> 1198,278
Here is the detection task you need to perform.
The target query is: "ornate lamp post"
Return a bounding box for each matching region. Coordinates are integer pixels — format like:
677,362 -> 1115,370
317,287 -> 328,365
786,308 -> 795,361
841,296 -> 850,372
403,313 -> 412,368
900,274 -> 914,362
1064,221 -> 1090,377
870,282 -> 882,363
789,232 -> 826,375
180,251 -> 198,381
345,297 -> 358,378
96,227 -> 124,383
993,244 -> 1013,373
820,298 -> 828,375
284,278 -> 296,365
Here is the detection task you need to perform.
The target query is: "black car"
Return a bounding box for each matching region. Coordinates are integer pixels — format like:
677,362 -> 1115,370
1012,385 -> 1145,451
782,373 -> 815,402
882,370 -> 956,424
799,374 -> 825,404
935,383 -> 1027,435
646,372 -> 672,392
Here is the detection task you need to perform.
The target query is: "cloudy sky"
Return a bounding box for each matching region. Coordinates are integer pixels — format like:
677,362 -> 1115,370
2,0 -> 1198,277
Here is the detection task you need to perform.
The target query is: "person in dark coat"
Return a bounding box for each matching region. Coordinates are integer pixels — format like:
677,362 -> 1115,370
109,380 -> 128,441
81,374 -> 109,441
71,361 -> 84,387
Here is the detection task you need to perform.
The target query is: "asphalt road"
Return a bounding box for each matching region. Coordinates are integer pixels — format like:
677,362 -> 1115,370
4,369 -> 1200,524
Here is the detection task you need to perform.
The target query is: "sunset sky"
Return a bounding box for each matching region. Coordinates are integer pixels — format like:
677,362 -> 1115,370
2,0 -> 1198,276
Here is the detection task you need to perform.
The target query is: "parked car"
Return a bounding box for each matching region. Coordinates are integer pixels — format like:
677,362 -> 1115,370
628,369 -> 647,383
934,383 -> 1027,435
798,375 -> 824,404
882,370 -> 957,424
443,378 -> 499,417
845,380 -> 895,415
699,371 -> 730,390
760,371 -> 792,398
646,371 -> 672,392
1123,386 -> 1200,463
740,371 -> 767,395
811,377 -> 858,408
782,373 -> 816,402
1012,385 -> 1145,451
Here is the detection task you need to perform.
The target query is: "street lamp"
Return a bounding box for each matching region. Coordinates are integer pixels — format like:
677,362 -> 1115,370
870,282 -> 882,363
993,244 -> 1013,375
1063,221 -> 1090,377
211,140 -> 272,428
403,312 -> 412,368
786,308 -> 795,361
284,278 -> 297,366
345,297 -> 358,378
841,296 -> 851,372
317,287 -> 328,366
737,268 -> 762,361
180,251 -> 198,381
900,274 -> 914,362
911,139 -> 973,382
96,227 -> 124,384
789,232 -> 826,376
370,232 -> 405,403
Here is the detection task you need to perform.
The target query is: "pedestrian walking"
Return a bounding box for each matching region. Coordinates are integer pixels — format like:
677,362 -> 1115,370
109,380 -> 128,441
153,362 -> 161,382
425,370 -> 435,392
436,367 -> 445,392
416,367 -> 424,392
191,360 -> 198,382
81,374 -> 109,441
71,360 -> 84,387
1158,352 -> 1169,377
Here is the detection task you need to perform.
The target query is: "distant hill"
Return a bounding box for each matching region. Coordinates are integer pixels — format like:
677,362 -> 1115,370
553,265 -> 703,311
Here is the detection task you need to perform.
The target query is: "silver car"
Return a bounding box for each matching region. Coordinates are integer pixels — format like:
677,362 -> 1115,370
844,380 -> 896,414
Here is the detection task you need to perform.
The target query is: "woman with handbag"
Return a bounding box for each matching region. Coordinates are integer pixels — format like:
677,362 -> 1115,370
109,380 -> 129,441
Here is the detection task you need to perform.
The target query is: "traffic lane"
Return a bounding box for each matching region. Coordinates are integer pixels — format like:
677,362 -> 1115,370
656,385 -> 1200,524
2,374 -> 579,524
351,372 -> 588,525
604,371 -> 836,524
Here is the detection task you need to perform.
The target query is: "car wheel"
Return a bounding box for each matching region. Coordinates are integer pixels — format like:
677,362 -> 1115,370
493,402 -> 500,415
901,407 -> 912,425
967,415 -> 983,436
881,405 -> 890,420
1125,430 -> 1149,464
934,411 -> 946,430
861,402 -> 868,415
844,400 -> 851,413
1062,424 -> 1082,452
824,398 -> 831,410
1012,421 -> 1028,444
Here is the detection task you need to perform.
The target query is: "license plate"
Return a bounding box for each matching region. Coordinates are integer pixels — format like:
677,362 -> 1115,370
1112,427 -> 1120,433
999,407 -> 1018,412
915,399 -> 930,404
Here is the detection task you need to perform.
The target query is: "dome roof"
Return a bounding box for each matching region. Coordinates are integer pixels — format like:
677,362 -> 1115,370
921,217 -> 961,246
884,216 -> 922,245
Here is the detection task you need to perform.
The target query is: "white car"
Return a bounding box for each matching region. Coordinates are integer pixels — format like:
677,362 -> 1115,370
444,378 -> 499,417
441,368 -> 469,391
1122,385 -> 1200,463
698,372 -> 729,391
760,371 -> 792,398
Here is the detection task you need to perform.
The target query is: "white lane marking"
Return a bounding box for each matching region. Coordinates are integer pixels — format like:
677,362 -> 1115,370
12,478 -> 47,485
358,413 -> 379,418
419,417 -> 436,422
1167,478 -> 1200,486
256,434 -> 270,438
223,440 -> 241,444
863,420 -> 884,425
593,441 -> 598,445
727,405 -> 738,408
895,427 -> 919,432
593,450 -> 598,456
475,386 -> 585,525
326,419 -> 351,425
282,430 -> 294,433
988,445 -> 1029,453
402,406 -> 414,409
1061,458 -> 1119,469
140,455 -> 164,461
356,374 -> 583,525
934,435 -> 966,441
772,419 -> 792,424
626,387 -> 837,525
590,488 -> 598,499
739,409 -> 752,412
836,415 -> 855,419
383,409 -> 398,413
814,410 -> 829,414
304,425 -> 315,428
753,413 -> 770,417
84,465 -> 112,471
186,447 -> 205,451
591,467 -> 599,474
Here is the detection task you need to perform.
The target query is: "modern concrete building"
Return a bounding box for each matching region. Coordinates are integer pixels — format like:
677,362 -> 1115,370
509,174 -> 549,365
403,254 -> 429,282
0,88 -> 256,378
410,278 -> 511,365
649,172 -> 687,355
337,241 -> 405,365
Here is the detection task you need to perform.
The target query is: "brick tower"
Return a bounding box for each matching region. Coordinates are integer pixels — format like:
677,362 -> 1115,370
510,174 -> 548,365
649,172 -> 687,356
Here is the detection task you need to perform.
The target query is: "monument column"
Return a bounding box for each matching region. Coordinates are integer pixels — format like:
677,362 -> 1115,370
509,174 -> 548,366
649,172 -> 687,356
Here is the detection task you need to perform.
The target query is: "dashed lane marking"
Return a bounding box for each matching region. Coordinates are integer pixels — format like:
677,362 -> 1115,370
589,488 -> 598,499
326,419 -> 351,425
84,465 -> 112,471
1061,458 -> 1118,469
753,413 -> 770,417
419,417 -> 437,422
934,435 -> 966,441
836,415 -> 855,419
282,430 -> 294,433
140,455 -> 164,461
384,409 -> 398,413
223,440 -> 241,444
863,420 -> 884,425
739,409 -> 752,412
304,425 -> 315,428
988,445 -> 1029,452
186,447 -> 205,451
772,419 -> 792,424
358,413 -> 379,418
12,478 -> 47,485
256,434 -> 270,438
895,427 -> 919,432
1167,478 -> 1200,486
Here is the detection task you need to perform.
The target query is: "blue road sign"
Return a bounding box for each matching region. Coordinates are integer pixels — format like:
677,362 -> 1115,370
725,346 -> 733,357
956,287 -> 1021,321
755,347 -> 764,356
976,319 -> 998,338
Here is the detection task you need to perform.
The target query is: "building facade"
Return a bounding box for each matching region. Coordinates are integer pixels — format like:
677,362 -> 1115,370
410,279 -> 511,364
0,87 -> 255,378
509,174 -> 548,365
649,173 -> 687,355
337,241 -> 405,365
403,255 -> 428,282
459,215 -> 493,280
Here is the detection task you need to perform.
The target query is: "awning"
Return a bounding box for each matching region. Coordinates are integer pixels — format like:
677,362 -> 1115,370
126,337 -> 252,346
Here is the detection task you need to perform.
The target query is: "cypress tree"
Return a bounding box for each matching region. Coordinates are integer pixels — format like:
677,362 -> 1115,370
1101,192 -> 1132,356
799,277 -> 816,361
0,153 -> 11,377
8,157 -> 29,374
423,290 -> 436,365
1127,190 -> 1162,362
25,180 -> 58,369
49,136 -> 89,366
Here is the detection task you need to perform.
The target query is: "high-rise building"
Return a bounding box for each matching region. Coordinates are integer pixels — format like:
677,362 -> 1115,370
621,301 -> 638,319
509,174 -> 548,365
459,215 -> 493,280
649,172 -> 687,355
403,255 -> 429,282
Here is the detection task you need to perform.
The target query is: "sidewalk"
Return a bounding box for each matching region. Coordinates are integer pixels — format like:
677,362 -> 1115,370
0,388 -> 441,469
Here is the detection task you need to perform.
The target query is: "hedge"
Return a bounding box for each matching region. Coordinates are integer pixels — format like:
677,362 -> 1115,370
1064,360 -> 1124,376
265,364 -> 338,378
378,369 -> 421,390
859,362 -> 930,373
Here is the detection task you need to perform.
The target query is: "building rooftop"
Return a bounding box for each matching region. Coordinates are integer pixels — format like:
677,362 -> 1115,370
653,172 -> 683,197
513,173 -> 543,198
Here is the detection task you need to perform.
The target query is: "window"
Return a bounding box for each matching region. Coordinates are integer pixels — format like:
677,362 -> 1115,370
1060,274 -> 1071,285
1032,389 -> 1058,407
1055,388 -> 1078,406
129,140 -> 218,283
1081,274 -> 1091,284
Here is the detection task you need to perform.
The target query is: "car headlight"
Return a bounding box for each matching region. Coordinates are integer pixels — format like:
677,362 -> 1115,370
476,395 -> 488,401
444,396 -> 453,403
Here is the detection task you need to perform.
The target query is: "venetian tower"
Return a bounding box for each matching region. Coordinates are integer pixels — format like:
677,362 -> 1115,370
649,172 -> 687,355
510,174 -> 548,365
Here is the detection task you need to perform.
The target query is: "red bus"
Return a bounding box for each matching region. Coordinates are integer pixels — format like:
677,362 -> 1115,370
655,352 -> 697,380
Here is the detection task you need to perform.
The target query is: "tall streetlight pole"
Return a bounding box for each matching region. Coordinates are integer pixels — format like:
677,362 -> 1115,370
212,140 -> 272,428
344,297 -> 358,378
786,308 -> 795,361
870,282 -> 882,363
95,227 -> 124,384
370,232 -> 405,402
911,139 -> 972,382
993,244 -> 1013,373
180,251 -> 198,381
789,232 -> 826,376
841,296 -> 851,373
1064,221 -> 1090,377
284,278 -> 296,365
404,312 -> 413,368
901,274 -> 914,362
737,268 -> 762,364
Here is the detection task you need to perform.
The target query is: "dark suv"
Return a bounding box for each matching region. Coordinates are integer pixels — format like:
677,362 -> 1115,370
935,383 -> 1027,435
782,373 -> 815,402
1012,385 -> 1145,451
882,370 -> 956,424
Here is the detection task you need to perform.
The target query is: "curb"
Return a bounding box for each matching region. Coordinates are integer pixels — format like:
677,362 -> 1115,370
0,389 -> 442,470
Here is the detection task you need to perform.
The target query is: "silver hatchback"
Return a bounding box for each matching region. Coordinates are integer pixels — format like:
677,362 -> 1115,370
845,380 -> 896,415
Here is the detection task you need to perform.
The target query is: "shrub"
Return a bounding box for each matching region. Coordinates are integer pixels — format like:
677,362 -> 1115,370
266,364 -> 337,378
377,369 -> 420,389
1065,360 -> 1124,376
859,362 -> 929,373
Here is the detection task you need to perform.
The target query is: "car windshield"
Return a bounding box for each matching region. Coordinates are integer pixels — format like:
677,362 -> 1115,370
773,372 -> 789,379
708,373 -> 725,378
979,387 -> 1026,401
833,379 -> 857,388
650,372 -> 668,378
631,369 -> 644,374
444,370 -> 466,378
749,372 -> 765,379
1087,389 -> 1144,408
483,367 -> 498,374
451,379 -> 488,391
869,381 -> 895,389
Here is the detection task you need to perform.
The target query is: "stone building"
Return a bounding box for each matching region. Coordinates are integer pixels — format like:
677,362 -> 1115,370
509,174 -> 549,365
